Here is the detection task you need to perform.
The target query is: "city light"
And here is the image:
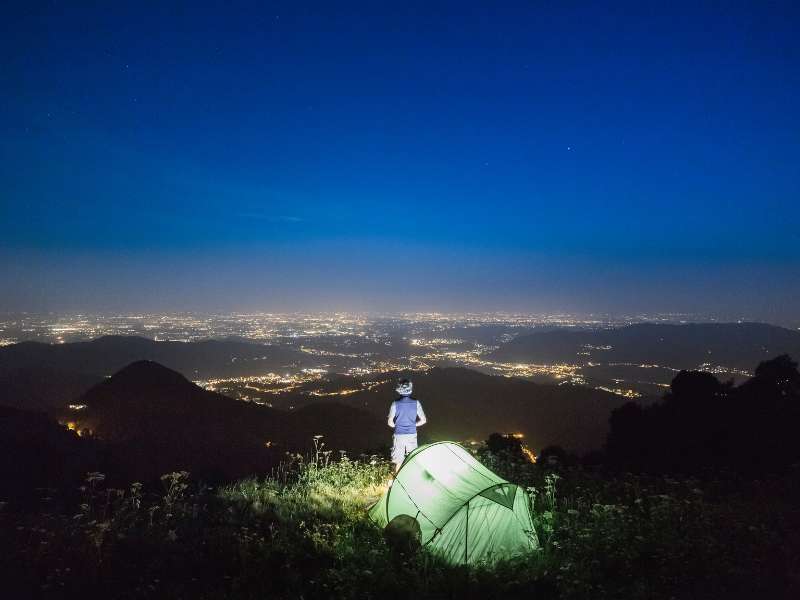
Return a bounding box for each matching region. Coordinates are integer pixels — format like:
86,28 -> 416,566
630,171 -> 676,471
0,311 -> 747,402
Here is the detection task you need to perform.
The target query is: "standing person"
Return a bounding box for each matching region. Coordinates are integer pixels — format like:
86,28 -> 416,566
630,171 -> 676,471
387,378 -> 427,472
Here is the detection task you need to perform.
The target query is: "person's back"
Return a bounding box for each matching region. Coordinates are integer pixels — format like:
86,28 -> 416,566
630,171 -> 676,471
392,397 -> 420,435
387,378 -> 427,471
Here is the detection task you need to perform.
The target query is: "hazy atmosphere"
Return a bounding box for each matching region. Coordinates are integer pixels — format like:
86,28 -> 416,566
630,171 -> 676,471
2,1 -> 799,319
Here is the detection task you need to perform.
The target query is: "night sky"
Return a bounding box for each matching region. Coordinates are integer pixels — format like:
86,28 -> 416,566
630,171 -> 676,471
1,1 -> 798,319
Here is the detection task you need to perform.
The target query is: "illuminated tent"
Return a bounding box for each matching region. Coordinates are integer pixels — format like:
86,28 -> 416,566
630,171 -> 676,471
369,442 -> 538,565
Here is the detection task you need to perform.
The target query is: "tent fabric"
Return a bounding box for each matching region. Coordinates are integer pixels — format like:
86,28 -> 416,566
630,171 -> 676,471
369,441 -> 538,565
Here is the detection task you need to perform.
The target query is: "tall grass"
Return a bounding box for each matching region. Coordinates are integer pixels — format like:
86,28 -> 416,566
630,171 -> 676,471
4,440 -> 798,599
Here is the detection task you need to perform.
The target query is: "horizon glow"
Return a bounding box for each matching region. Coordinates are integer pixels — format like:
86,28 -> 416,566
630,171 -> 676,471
1,2 -> 798,320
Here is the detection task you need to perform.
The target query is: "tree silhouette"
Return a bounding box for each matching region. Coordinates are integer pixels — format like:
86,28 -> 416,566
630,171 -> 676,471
486,432 -> 524,456
606,355 -> 800,475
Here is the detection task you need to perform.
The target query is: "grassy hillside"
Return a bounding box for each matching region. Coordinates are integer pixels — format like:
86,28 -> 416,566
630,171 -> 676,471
4,441 -> 798,599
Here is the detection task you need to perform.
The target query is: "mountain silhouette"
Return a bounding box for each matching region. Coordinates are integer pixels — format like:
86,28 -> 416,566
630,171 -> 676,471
408,367 -> 628,453
490,322 -> 800,372
267,367 -> 627,454
0,335 -> 305,380
0,406 -> 103,503
0,366 -> 102,412
59,361 -> 384,481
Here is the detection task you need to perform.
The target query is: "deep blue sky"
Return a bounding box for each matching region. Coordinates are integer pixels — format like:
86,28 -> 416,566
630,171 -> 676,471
1,1 -> 799,320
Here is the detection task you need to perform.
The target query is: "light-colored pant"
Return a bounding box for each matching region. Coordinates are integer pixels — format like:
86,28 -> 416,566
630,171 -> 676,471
391,433 -> 418,466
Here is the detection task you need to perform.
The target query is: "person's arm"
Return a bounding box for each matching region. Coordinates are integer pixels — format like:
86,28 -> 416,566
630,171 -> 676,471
416,401 -> 427,427
387,402 -> 396,428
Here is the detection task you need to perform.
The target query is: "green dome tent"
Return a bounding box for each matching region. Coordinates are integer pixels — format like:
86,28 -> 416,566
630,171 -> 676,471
369,442 -> 538,565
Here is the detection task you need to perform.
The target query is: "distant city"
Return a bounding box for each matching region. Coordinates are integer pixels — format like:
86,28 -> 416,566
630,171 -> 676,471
0,310 -> 769,345
3,311 -> 789,403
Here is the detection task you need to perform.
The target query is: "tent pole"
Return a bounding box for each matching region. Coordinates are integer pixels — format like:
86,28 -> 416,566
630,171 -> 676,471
464,501 -> 469,565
